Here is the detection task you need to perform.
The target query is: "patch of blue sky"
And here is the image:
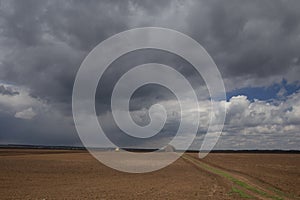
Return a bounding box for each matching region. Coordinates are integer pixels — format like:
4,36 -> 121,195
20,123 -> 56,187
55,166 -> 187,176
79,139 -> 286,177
226,79 -> 300,102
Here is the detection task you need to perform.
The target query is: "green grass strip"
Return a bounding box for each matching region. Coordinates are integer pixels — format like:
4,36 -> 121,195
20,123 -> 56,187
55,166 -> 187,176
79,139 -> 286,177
230,186 -> 253,199
182,155 -> 284,200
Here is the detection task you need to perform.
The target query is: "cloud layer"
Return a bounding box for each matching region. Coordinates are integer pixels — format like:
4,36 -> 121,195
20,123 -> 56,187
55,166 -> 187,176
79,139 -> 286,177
0,0 -> 299,149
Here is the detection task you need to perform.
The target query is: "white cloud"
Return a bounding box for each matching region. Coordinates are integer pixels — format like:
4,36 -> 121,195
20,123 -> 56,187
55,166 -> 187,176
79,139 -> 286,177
0,83 -> 48,116
15,107 -> 36,120
106,91 -> 300,149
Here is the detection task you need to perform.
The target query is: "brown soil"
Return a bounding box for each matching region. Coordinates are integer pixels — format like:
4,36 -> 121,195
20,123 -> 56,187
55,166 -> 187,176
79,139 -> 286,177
0,149 -> 298,200
199,153 -> 300,198
0,149 -> 233,200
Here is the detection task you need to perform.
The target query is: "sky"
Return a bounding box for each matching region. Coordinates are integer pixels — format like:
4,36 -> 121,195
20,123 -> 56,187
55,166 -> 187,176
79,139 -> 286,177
0,0 -> 299,150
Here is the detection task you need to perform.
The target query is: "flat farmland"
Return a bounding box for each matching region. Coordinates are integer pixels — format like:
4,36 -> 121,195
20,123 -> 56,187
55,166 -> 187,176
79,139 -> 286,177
200,153 -> 300,198
0,149 -> 299,200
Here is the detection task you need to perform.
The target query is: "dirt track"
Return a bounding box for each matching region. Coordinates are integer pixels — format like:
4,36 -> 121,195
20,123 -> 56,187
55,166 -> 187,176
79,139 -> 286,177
199,153 -> 300,198
0,149 -> 299,200
184,153 -> 299,200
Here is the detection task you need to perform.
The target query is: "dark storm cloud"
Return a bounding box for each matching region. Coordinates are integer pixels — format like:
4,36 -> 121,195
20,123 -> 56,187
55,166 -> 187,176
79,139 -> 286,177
0,0 -> 299,148
186,0 -> 300,83
0,0 -> 132,110
0,0 -> 180,115
1,0 -> 299,110
95,49 -> 207,114
0,111 -> 80,146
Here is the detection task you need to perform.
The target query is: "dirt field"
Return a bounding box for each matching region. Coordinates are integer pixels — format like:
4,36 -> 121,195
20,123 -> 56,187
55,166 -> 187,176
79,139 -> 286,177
200,153 -> 300,198
0,149 -> 299,200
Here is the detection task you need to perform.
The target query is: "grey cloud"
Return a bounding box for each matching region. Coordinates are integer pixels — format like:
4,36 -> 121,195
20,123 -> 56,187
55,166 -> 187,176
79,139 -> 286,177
0,111 -> 80,146
186,0 -> 300,86
0,0 -> 299,149
2,0 -> 300,112
0,85 -> 19,96
14,107 -> 36,120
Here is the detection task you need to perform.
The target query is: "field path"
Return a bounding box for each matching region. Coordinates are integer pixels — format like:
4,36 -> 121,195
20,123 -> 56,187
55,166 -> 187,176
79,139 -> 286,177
182,154 -> 296,200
